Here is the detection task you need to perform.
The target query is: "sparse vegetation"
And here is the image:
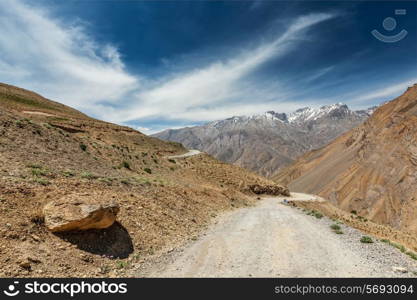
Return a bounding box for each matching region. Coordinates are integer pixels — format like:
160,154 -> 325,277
168,159 -> 176,164
15,120 -> 24,128
81,171 -> 98,179
380,239 -> 417,260
80,143 -> 87,151
116,261 -> 128,269
33,178 -> 50,186
31,168 -> 48,177
122,161 -> 131,169
350,210 -> 357,215
2,92 -> 56,110
133,176 -> 150,185
27,163 -> 42,169
99,177 -> 113,185
396,244 -> 406,253
306,210 -> 323,219
28,164 -> 49,177
330,224 -> 341,231
144,168 -> 152,174
406,251 -> 417,260
356,215 -> 368,222
47,116 -> 69,122
360,236 -> 373,243
330,224 -> 343,234
62,170 -> 75,177
381,239 -> 405,252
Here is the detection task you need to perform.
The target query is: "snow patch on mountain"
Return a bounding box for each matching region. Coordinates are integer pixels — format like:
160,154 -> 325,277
208,103 -> 376,128
287,103 -> 351,124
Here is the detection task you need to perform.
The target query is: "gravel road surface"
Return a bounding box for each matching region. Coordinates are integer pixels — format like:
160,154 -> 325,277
137,195 -> 417,277
166,149 -> 202,159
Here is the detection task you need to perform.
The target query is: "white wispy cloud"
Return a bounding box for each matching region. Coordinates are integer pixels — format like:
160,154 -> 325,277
0,0 -> 138,111
104,12 -> 335,123
304,66 -> 335,83
349,78 -> 417,107
0,0 -> 337,132
133,126 -> 153,135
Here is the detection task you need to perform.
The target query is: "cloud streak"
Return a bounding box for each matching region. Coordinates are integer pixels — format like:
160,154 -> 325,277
0,0 -> 138,111
103,13 -> 335,124
0,1 -> 338,131
351,78 -> 417,105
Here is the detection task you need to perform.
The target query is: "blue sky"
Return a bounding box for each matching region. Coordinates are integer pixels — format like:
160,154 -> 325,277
0,0 -> 416,134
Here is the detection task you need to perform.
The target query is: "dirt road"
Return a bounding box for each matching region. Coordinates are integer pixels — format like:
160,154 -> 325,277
166,149 -> 202,159
138,194 -> 417,277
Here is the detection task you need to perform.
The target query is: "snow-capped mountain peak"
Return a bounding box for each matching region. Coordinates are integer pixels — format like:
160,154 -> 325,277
287,103 -> 350,124
254,111 -> 288,122
207,103 -> 376,129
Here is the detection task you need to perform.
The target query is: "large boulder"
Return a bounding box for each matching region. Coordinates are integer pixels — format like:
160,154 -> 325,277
248,184 -> 290,196
43,194 -> 120,232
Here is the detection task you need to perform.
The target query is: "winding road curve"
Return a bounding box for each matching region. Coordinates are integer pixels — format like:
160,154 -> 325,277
139,194 -> 417,277
166,149 -> 202,159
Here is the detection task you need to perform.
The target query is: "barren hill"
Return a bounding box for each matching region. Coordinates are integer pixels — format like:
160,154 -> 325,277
274,84 -> 417,235
153,104 -> 374,176
0,83 -> 287,277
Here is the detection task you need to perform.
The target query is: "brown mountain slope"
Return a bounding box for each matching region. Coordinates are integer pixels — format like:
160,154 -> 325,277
0,83 -> 287,277
274,84 -> 417,234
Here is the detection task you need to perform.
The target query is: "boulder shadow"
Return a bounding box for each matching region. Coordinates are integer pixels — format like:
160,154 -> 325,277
55,222 -> 133,259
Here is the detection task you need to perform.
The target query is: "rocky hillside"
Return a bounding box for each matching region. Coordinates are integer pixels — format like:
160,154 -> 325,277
274,84 -> 417,235
0,83 -> 288,277
153,104 -> 375,176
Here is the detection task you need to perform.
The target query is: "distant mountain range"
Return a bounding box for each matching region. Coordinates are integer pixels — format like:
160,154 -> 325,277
153,103 -> 377,176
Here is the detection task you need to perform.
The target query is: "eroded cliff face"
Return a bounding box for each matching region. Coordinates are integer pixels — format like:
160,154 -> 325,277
274,84 -> 417,234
